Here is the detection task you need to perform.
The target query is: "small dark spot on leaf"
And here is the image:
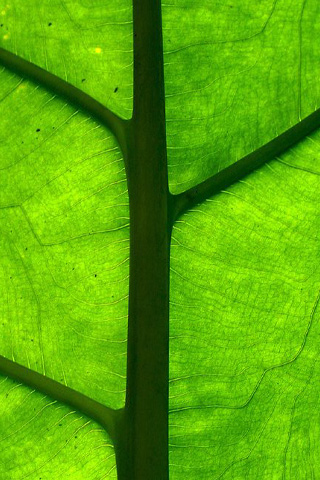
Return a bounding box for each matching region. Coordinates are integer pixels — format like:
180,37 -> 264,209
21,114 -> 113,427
81,78 -> 86,83
31,339 -> 34,342
74,446 -> 77,449
48,22 -> 52,26
94,274 -> 97,277
0,24 -> 3,27
75,435 -> 78,438
25,247 -> 28,250
59,424 -> 62,427
114,87 -> 118,93
36,128 -> 40,132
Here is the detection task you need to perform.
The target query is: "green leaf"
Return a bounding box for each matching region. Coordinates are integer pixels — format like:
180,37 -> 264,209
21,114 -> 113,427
0,1 -> 320,479
163,0 -> 320,192
0,67 -> 128,476
170,132 -> 320,478
0,378 -> 116,479
0,68 -> 129,406
0,0 -> 133,118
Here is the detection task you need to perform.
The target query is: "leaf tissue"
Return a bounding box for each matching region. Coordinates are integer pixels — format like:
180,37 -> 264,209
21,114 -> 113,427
0,0 -> 320,479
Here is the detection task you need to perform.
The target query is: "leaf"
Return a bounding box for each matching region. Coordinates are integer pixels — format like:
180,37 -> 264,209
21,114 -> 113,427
0,1 -> 320,479
0,0 -> 133,117
163,0 -> 320,192
0,378 -> 116,479
0,67 -> 128,475
170,132 -> 320,478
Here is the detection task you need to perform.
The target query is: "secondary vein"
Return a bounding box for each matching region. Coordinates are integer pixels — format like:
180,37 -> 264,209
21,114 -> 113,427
172,105 -> 320,221
0,47 -> 130,164
0,354 -> 120,442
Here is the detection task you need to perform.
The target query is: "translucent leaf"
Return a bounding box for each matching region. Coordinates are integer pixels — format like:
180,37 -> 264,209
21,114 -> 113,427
170,130 -> 320,477
0,376 -> 116,479
0,69 -> 129,409
0,0 -> 133,118
164,0 -> 320,192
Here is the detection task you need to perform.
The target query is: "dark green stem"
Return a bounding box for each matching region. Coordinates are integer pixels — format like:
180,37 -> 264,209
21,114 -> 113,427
0,47 -> 129,163
173,106 -> 320,221
117,0 -> 170,479
0,355 -> 119,441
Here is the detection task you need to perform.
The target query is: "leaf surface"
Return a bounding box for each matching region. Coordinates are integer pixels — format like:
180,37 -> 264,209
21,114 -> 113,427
163,0 -> 320,192
0,0 -> 133,117
0,376 -> 116,478
170,131 -> 320,478
1,0 -> 320,479
0,2 -> 133,476
0,68 -> 129,408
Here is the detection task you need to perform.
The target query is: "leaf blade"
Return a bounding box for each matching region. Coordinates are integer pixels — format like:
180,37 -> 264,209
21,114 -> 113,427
0,0 -> 133,118
170,130 -> 320,478
164,0 -> 320,192
0,375 -> 117,479
0,68 -> 129,410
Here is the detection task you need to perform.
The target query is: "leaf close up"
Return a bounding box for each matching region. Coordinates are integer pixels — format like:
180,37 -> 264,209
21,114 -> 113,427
0,0 -> 320,479
170,136 -> 320,478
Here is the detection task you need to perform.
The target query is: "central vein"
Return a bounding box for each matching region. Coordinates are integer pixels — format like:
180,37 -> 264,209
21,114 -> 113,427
114,1 -> 171,479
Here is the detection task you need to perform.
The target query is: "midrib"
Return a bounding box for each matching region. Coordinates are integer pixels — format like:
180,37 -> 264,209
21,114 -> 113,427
115,0 -> 171,478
